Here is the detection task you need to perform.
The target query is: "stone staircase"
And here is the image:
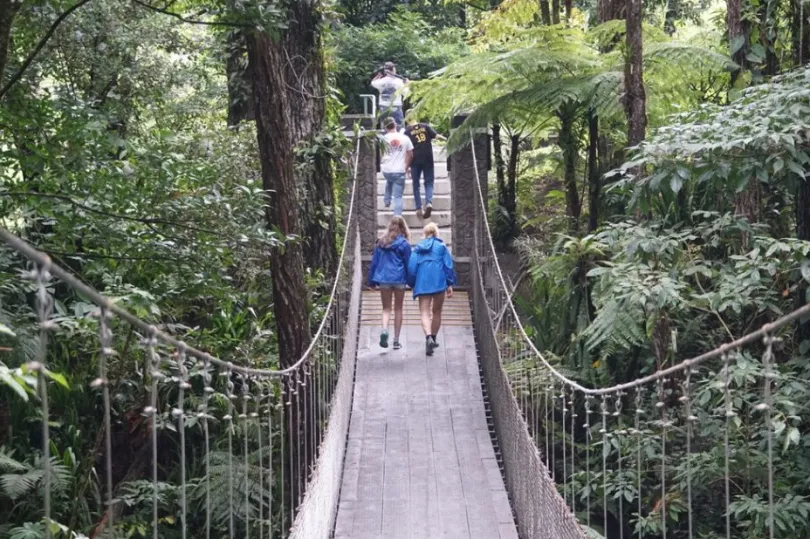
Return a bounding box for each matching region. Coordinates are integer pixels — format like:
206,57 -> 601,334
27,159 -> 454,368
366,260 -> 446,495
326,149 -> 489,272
376,148 -> 453,251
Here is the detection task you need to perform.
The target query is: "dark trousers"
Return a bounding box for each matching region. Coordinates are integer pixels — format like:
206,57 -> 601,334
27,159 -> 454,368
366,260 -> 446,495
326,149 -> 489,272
411,161 -> 435,210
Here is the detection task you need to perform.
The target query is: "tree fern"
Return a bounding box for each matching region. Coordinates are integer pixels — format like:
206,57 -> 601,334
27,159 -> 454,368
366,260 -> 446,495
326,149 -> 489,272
581,299 -> 646,353
0,451 -> 72,502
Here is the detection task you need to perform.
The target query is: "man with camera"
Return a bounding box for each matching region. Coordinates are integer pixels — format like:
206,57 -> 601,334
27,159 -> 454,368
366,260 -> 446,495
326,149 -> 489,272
372,61 -> 408,131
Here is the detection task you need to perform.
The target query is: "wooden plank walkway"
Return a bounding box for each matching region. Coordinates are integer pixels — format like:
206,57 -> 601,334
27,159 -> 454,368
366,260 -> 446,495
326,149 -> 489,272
334,292 -> 519,539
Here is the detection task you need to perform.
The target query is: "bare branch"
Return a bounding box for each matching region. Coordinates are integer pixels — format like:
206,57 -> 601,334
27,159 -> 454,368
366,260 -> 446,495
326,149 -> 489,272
4,191 -> 219,234
44,249 -> 191,262
130,0 -> 250,28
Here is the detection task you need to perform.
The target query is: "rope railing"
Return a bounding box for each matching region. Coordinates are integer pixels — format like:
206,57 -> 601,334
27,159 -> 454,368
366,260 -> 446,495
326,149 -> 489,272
468,129 -> 800,539
1,137 -> 364,539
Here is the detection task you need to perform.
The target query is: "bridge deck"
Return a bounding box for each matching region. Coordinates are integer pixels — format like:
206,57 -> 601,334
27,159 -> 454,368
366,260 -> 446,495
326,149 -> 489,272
334,292 -> 519,539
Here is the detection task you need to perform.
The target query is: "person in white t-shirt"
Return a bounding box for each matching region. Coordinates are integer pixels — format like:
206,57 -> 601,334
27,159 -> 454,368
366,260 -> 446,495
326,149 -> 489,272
380,117 -> 414,216
371,61 -> 408,130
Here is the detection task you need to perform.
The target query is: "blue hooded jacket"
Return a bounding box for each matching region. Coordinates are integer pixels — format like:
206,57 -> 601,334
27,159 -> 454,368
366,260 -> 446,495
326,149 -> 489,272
407,237 -> 456,298
368,235 -> 411,286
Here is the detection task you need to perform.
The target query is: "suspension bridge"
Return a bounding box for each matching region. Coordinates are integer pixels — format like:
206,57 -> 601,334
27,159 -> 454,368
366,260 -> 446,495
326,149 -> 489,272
1,116 -> 805,539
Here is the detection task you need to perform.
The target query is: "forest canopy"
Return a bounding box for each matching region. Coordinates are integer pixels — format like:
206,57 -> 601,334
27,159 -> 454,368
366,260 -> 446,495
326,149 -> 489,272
2,0 -> 810,538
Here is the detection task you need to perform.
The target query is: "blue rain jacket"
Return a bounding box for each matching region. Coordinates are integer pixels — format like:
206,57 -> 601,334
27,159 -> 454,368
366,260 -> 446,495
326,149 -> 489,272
368,235 -> 412,286
407,237 -> 456,298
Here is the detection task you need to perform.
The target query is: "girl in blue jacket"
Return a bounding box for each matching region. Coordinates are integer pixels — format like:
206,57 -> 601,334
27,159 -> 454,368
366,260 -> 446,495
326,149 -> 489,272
407,222 -> 456,356
368,216 -> 412,349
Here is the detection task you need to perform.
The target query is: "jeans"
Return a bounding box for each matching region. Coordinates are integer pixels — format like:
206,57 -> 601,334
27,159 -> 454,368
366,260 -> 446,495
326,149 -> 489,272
383,172 -> 406,216
411,162 -> 435,210
379,106 -> 404,130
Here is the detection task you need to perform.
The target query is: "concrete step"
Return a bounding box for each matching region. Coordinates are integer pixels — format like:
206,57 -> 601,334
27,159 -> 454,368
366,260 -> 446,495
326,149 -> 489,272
377,227 -> 452,247
376,195 -> 451,211
377,179 -> 451,196
377,210 -> 451,228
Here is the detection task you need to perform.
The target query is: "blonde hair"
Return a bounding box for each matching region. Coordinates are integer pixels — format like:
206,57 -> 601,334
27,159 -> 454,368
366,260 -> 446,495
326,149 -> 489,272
423,222 -> 439,238
381,216 -> 410,246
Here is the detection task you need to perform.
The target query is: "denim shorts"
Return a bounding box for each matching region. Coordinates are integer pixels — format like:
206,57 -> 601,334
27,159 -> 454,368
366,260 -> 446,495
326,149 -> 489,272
378,283 -> 407,290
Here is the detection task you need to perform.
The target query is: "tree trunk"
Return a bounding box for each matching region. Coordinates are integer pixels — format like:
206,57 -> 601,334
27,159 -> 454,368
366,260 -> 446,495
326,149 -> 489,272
652,310 -> 672,369
728,0 -> 748,84
792,0 -> 810,66
796,178 -> 810,342
539,0 -> 552,24
249,1 -> 335,274
735,180 -> 760,249
564,0 -> 572,21
625,0 -> 647,147
664,0 -> 679,34
493,123 -> 506,208
304,149 -> 338,274
226,29 -> 255,127
246,26 -> 312,372
587,111 -> 600,232
505,134 -> 520,238
0,0 -> 20,84
551,0 -> 561,24
597,0 -> 624,24
247,1 -> 328,507
759,0 -> 779,76
559,108 -> 581,231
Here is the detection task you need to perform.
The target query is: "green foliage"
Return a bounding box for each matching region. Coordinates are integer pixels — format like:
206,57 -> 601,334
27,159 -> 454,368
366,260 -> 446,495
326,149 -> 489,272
335,0 -> 466,28
329,9 -> 468,113
622,67 -> 810,221
517,66 -> 810,538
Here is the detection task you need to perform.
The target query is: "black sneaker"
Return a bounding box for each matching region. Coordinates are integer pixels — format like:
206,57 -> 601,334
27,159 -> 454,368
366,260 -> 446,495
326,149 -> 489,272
393,341 -> 401,350
380,330 -> 389,348
423,203 -> 433,219
426,336 -> 434,356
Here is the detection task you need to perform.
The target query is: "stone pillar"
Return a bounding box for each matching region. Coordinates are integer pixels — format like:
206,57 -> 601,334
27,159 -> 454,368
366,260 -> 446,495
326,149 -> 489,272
450,115 -> 488,288
343,114 -> 377,277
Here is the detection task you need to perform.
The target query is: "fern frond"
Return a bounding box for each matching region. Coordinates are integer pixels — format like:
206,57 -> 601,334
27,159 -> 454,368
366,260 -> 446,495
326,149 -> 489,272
0,450 -> 27,473
582,300 -> 646,353
644,42 -> 737,72
446,71 -> 624,152
0,470 -> 43,501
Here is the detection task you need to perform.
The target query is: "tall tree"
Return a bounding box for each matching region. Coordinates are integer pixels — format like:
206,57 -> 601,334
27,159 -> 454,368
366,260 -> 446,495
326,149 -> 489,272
559,104 -> 581,231
587,110 -> 600,232
247,1 -> 335,274
758,0 -> 779,76
598,0 -> 624,24
0,0 -> 20,83
625,0 -> 647,147
246,3 -> 315,369
225,29 -> 255,127
728,0 -> 748,84
538,0 -> 552,24
792,0 -> 810,66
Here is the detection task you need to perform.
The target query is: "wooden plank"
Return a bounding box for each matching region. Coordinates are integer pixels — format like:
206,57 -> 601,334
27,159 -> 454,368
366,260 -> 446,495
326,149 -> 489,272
336,292 -> 518,539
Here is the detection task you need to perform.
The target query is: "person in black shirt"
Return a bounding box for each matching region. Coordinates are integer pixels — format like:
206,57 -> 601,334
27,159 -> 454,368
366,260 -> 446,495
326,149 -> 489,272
405,117 -> 445,219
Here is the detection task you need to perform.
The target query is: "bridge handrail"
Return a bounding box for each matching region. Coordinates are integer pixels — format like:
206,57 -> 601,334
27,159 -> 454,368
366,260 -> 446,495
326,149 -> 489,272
1,135 -> 363,380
